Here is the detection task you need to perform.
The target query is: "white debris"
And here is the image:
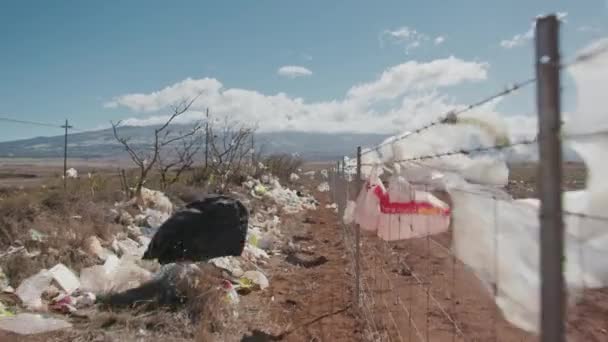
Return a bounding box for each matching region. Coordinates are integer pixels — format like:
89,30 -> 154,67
65,168 -> 78,179
16,270 -> 53,310
289,173 -> 300,182
116,238 -> 143,258
143,208 -> 170,229
84,236 -> 113,261
343,200 -> 356,225
0,313 -> 72,335
118,211 -> 134,226
317,182 -> 330,192
209,257 -> 244,277
303,170 -> 316,179
242,270 -> 269,290
79,255 -> 151,294
320,169 -> 328,179
48,264 -> 80,295
243,244 -> 269,262
140,187 -> 173,214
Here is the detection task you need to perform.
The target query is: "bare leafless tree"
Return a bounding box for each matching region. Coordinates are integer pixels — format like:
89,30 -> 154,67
206,117 -> 257,190
157,127 -> 203,190
111,96 -> 201,198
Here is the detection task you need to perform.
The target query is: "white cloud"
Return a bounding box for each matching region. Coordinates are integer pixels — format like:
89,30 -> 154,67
347,56 -> 488,103
277,65 -> 313,78
381,26 -> 447,53
106,57 -> 492,134
501,12 -> 568,49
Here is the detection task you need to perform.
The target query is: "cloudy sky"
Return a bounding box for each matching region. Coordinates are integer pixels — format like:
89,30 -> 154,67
0,0 -> 607,141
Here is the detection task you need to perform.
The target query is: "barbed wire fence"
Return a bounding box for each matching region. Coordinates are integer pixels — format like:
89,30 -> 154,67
330,15 -> 608,342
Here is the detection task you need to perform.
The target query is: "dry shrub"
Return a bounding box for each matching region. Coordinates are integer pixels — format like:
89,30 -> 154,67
0,183 -> 124,282
264,154 -> 303,182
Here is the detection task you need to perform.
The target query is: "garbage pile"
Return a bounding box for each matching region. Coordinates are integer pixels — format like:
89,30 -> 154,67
0,170 -> 318,336
243,174 -> 318,214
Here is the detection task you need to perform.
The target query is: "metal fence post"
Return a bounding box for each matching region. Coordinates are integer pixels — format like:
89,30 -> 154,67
535,14 -> 565,342
355,147 -> 362,308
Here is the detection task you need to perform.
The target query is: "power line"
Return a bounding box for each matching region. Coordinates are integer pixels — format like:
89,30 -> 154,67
0,116 -> 63,129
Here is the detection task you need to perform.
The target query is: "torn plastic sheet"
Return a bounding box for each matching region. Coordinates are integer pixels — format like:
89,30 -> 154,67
0,313 -> 72,335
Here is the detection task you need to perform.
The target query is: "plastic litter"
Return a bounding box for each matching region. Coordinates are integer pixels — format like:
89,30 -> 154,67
84,236 -> 113,261
143,208 -> 170,229
48,264 -> 80,295
29,229 -> 46,242
354,169 -> 450,240
317,182 -> 330,192
65,168 -> 78,179
118,211 -> 134,226
254,185 -> 268,197
241,271 -> 269,290
79,255 -> 151,294
116,238 -> 143,258
143,196 -> 248,265
343,201 -> 356,225
0,313 -> 72,335
209,257 -> 244,277
436,39 -> 608,334
289,173 -> 300,182
16,270 -> 53,310
140,187 -> 173,214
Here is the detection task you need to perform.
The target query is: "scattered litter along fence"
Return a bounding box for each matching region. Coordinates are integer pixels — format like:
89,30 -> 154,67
330,15 -> 608,342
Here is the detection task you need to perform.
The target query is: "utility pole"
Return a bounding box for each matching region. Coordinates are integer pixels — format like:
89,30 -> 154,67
205,108 -> 209,167
61,119 -> 72,190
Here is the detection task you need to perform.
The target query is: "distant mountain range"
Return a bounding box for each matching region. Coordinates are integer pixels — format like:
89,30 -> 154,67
0,125 -> 389,161
0,124 -> 580,162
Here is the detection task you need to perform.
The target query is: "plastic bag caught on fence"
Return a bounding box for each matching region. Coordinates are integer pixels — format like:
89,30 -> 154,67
353,168 -> 451,240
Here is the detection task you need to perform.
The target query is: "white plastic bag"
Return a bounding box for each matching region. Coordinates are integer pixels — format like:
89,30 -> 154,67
353,167 -> 383,232
0,313 -> 72,335
16,270 -> 53,310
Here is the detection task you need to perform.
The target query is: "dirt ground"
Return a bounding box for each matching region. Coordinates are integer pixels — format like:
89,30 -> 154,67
1,161 -> 606,341
0,177 -> 363,342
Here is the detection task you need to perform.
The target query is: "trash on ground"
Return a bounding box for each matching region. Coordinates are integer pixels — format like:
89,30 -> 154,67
289,173 -> 300,182
210,257 -> 244,277
317,182 -> 330,193
116,238 -> 143,258
0,313 -> 72,335
65,168 -> 78,179
144,208 -> 170,229
285,253 -> 328,268
29,229 -> 46,242
80,255 -> 151,294
143,195 -> 248,264
140,187 -> 173,215
48,264 -> 80,294
240,271 -> 269,291
84,236 -> 113,261
16,270 -> 53,310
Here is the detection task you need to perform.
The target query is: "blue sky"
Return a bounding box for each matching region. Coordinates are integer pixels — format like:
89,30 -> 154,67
0,0 -> 606,142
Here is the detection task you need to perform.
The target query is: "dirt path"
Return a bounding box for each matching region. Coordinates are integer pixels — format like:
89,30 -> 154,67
248,190 -> 362,341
